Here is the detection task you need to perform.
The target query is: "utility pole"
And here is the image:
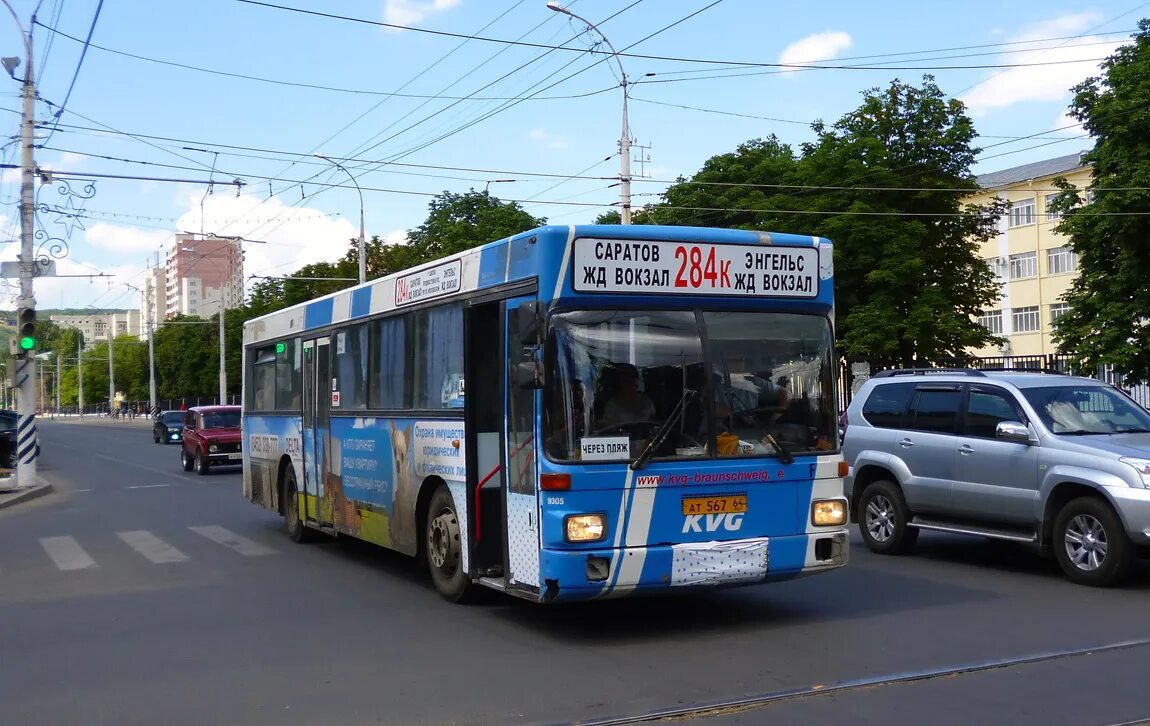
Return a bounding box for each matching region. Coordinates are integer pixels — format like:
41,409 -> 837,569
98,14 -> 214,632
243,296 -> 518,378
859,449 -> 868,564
77,337 -> 83,417
218,310 -> 226,404
107,316 -> 115,413
5,2 -> 38,485
148,319 -> 157,413
55,350 -> 60,415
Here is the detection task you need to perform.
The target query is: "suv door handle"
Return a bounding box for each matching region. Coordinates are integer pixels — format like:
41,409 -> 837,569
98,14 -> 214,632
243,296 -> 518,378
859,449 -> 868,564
958,444 -> 974,455
897,438 -> 914,448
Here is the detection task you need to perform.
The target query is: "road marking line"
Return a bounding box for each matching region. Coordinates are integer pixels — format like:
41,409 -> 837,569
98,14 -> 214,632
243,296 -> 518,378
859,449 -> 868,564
40,536 -> 98,571
125,484 -> 171,489
94,453 -> 184,481
73,488 -> 92,492
117,530 -> 189,564
188,525 -> 277,557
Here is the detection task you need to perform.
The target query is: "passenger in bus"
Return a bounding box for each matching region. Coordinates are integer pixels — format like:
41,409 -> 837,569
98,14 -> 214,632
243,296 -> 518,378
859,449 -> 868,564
597,364 -> 657,428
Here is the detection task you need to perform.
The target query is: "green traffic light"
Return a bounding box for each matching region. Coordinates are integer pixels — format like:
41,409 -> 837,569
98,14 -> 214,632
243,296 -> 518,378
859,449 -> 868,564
18,336 -> 35,351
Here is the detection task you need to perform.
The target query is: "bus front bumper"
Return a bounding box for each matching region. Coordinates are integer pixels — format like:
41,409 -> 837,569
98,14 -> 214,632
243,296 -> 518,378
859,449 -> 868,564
537,530 -> 848,601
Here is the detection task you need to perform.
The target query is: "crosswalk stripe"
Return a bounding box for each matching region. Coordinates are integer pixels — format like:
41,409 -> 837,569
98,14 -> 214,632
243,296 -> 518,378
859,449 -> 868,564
188,525 -> 277,557
116,530 -> 189,564
40,536 -> 98,571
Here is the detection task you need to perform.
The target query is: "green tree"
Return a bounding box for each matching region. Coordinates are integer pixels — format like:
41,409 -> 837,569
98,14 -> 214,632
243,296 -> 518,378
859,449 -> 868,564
1051,21 -> 1150,381
799,77 -> 1006,367
406,189 -> 545,262
625,77 -> 1004,367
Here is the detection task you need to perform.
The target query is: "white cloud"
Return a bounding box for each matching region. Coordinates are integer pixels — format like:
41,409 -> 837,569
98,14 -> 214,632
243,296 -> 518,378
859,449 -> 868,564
174,191 -> 358,289
383,0 -> 461,26
528,127 -> 569,150
962,13 -> 1122,115
383,229 -> 408,246
778,31 -> 853,73
84,222 -> 169,254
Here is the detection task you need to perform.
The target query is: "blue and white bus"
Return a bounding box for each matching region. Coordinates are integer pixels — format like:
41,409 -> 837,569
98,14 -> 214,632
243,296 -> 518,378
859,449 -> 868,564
242,224 -> 849,602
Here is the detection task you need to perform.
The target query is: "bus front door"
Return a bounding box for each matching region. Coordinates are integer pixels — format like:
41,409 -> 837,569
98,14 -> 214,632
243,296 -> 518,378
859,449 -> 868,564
301,337 -> 334,528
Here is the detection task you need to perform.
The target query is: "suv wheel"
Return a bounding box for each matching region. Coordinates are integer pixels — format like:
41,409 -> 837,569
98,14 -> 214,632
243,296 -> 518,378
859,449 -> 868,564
858,480 -> 918,555
1053,497 -> 1133,587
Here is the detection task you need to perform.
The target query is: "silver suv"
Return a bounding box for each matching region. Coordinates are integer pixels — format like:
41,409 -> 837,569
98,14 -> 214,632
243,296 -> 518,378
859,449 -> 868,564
842,369 -> 1150,586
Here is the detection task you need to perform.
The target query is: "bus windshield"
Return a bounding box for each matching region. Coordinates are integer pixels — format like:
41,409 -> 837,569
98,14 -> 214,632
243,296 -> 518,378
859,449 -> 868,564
546,310 -> 837,463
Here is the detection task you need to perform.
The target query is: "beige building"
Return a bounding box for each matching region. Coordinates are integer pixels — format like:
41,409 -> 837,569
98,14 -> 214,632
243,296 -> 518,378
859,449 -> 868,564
968,151 -> 1092,358
51,310 -> 142,347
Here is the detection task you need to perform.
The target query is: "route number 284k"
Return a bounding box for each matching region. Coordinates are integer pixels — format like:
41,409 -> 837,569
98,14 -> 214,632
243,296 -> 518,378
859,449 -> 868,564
674,245 -> 730,289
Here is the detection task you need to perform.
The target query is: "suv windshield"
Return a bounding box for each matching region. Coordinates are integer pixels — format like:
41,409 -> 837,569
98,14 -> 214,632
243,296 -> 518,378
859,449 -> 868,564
545,310 -> 837,462
1022,385 -> 1150,435
202,411 -> 241,429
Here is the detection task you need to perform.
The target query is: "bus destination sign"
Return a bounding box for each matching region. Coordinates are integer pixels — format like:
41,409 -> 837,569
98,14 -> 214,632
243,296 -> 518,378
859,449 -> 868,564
572,238 -> 818,298
395,259 -> 462,306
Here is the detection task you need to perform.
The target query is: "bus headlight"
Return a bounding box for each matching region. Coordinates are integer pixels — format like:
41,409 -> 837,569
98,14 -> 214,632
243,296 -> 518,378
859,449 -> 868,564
565,514 -> 606,542
812,499 -> 847,526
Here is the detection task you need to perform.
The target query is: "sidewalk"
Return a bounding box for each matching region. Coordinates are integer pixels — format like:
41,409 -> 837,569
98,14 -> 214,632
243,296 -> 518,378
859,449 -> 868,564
44,415 -> 152,427
0,477 -> 53,510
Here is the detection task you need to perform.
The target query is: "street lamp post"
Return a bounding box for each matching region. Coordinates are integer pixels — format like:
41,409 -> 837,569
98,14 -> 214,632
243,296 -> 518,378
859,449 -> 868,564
546,2 -> 631,224
314,153 -> 367,284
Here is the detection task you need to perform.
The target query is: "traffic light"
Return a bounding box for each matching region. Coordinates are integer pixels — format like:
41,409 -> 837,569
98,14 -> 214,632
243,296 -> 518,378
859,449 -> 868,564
16,307 -> 35,355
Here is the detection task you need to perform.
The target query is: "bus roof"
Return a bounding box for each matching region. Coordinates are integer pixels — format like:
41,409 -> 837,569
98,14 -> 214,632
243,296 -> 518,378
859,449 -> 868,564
243,224 -> 832,346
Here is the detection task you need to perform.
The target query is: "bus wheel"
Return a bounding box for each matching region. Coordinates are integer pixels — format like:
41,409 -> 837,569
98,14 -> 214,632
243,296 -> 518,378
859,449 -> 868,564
283,469 -> 315,544
426,485 -> 471,602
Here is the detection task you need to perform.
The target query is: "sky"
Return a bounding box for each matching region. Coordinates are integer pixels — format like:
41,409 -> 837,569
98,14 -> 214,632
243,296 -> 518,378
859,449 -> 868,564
0,0 -> 1142,311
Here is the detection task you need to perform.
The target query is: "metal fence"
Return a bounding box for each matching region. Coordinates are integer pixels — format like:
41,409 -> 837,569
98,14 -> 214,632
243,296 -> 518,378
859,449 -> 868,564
40,395 -> 242,419
838,353 -> 1150,410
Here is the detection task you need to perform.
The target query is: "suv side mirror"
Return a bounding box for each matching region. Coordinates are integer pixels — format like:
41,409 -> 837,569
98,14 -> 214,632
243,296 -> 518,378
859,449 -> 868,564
996,420 -> 1034,444
517,300 -> 545,345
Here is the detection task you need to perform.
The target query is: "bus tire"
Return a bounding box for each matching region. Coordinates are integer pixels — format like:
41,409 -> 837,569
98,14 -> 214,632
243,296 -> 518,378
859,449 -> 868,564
425,485 -> 471,602
283,468 -> 315,544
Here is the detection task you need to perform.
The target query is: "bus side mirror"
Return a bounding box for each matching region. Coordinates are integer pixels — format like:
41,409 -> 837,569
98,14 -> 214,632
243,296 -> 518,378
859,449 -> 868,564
517,301 -> 544,345
513,361 -> 542,390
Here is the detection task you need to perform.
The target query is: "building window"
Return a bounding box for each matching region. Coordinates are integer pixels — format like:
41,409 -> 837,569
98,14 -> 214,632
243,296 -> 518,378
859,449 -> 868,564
1050,303 -> 1071,324
1044,194 -> 1062,221
1047,246 -> 1078,275
987,257 -> 1008,280
1084,189 -> 1096,205
1009,252 -> 1037,280
1009,198 -> 1036,228
1012,306 -> 1040,333
978,309 -> 1003,335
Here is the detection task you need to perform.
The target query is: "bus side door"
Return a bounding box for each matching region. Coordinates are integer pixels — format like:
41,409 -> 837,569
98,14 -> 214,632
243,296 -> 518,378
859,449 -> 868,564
301,337 -> 334,527
505,295 -> 540,591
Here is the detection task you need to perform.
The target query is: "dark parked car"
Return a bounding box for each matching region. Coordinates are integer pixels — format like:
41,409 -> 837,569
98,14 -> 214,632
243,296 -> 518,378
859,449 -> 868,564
180,405 -> 242,475
152,410 -> 186,444
0,410 -> 16,468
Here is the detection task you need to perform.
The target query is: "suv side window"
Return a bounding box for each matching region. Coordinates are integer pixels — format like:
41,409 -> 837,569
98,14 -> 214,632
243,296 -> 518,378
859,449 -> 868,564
964,386 -> 1024,438
185,412 -> 196,431
906,386 -> 963,434
861,382 -> 915,428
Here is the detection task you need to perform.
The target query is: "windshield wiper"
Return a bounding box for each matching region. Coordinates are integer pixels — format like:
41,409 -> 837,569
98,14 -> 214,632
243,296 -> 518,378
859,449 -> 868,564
762,433 -> 795,464
1056,429 -> 1108,436
1115,428 -> 1150,434
631,389 -> 697,471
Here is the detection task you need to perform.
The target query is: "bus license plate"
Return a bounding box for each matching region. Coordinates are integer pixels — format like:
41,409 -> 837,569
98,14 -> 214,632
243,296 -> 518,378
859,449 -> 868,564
681,495 -> 748,515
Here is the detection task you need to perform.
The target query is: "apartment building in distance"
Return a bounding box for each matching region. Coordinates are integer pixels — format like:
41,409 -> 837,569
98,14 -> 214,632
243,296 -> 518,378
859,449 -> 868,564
968,151 -> 1092,358
163,233 -> 245,319
50,310 -> 142,346
140,261 -> 166,340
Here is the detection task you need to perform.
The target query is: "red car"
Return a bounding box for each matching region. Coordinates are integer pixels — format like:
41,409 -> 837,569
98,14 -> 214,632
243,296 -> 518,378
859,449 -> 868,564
180,405 -> 242,475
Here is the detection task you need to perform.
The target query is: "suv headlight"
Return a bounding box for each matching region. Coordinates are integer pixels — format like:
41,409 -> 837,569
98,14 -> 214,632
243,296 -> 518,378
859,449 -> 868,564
209,444 -> 219,453
1120,457 -> 1150,486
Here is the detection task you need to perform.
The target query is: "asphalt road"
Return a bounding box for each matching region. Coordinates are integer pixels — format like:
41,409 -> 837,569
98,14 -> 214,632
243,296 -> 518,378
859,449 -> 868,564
2,419 -> 1149,726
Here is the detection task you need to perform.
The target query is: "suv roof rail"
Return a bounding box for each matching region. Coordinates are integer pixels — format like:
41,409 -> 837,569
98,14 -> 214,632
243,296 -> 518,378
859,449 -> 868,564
872,368 -> 987,378
980,366 -> 1066,375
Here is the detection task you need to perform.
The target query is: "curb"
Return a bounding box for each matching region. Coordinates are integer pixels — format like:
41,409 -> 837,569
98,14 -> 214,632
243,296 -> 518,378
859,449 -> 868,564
0,478 -> 54,511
